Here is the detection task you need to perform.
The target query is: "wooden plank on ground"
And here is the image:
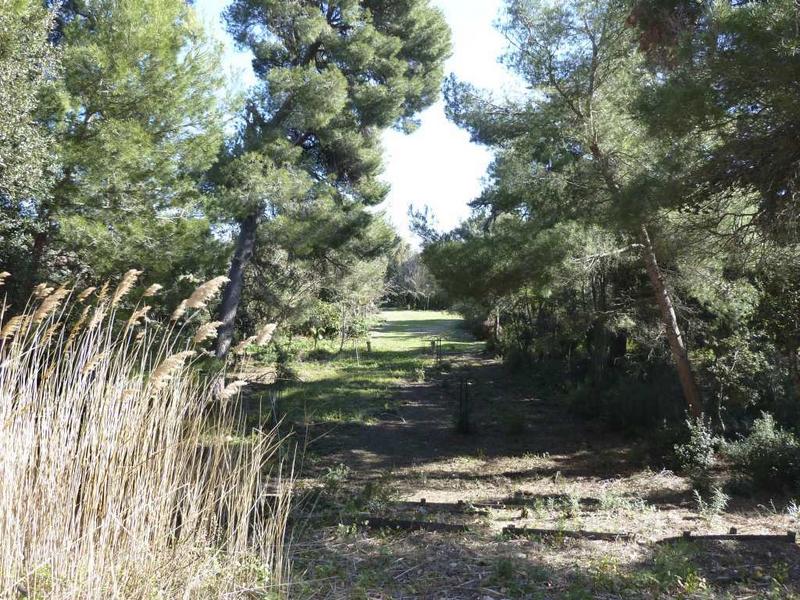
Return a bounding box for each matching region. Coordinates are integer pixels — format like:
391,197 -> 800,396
349,517 -> 472,533
391,499 -> 491,515
658,530 -> 797,544
503,525 -> 634,541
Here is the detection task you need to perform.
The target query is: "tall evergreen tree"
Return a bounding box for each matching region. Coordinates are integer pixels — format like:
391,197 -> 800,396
34,0 -> 225,289
630,0 -> 800,406
631,0 -> 800,241
445,0 -> 704,415
214,0 -> 451,357
0,0 -> 59,303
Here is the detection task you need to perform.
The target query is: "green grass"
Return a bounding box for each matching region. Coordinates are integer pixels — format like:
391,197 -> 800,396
370,310 -> 480,352
277,310 -> 481,425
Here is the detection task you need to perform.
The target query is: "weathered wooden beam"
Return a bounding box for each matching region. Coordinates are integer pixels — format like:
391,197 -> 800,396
493,495 -> 601,508
390,499 -> 491,515
349,517 -> 471,533
658,530 -> 797,544
503,525 -> 634,541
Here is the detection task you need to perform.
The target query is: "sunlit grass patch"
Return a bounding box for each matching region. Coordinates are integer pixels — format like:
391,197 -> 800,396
275,311 -> 480,425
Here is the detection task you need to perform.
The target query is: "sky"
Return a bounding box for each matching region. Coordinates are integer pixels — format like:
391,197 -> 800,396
194,0 -> 517,241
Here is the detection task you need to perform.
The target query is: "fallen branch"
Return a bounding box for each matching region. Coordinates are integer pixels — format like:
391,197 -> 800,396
503,525 -> 635,541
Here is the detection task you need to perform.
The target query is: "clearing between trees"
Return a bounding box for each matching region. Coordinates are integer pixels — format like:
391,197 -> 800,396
6,1 -> 800,598
241,311 -> 800,599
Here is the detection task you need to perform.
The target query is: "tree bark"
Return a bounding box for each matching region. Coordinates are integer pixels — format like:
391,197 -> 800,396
789,350 -> 800,400
586,136 -> 701,416
640,225 -> 702,418
215,213 -> 259,358
339,305 -> 348,352
213,34 -> 330,358
24,229 -> 49,298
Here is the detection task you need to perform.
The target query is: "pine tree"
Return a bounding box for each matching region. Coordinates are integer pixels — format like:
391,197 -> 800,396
35,0 -> 225,287
632,0 -> 800,241
445,0 -> 703,415
214,0 -> 452,357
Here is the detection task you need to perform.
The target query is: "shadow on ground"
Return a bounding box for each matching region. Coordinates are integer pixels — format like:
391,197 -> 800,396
290,516 -> 800,599
284,356 -> 643,481
247,311 -> 800,599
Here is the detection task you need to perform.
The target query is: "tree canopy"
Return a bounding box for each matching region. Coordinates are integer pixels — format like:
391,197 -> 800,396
212,0 -> 451,356
422,0 -> 800,429
2,0 -> 799,436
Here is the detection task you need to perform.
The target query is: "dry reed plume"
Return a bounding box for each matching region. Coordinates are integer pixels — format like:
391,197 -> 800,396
0,276 -> 293,599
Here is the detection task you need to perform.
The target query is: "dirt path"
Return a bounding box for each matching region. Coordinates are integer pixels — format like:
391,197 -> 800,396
288,312 -> 800,599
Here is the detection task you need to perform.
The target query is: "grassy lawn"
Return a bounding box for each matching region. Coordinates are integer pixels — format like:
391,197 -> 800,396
277,310 -> 481,425
370,309 -> 479,352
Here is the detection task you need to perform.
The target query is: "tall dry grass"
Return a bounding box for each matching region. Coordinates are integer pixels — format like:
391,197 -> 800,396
0,273 -> 293,599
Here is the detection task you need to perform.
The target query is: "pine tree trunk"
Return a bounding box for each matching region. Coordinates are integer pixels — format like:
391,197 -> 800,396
640,225 -> 702,418
789,350 -> 800,400
25,229 -> 48,296
215,213 -> 258,359
589,319 -> 610,385
339,305 -> 347,352
23,212 -> 53,299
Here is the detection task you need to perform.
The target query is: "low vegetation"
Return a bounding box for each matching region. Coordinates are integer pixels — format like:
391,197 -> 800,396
274,312 -> 800,599
272,310 -> 480,425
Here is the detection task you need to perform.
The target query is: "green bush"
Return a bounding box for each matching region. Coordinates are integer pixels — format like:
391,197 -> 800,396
566,370 -> 684,433
725,413 -> 800,492
674,418 -> 717,491
297,301 -> 341,346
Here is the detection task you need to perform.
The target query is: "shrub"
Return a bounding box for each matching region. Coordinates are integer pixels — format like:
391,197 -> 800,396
0,275 -> 292,598
725,413 -> 800,492
674,418 -> 717,491
566,370 -> 685,433
693,486 -> 730,519
296,300 -> 340,346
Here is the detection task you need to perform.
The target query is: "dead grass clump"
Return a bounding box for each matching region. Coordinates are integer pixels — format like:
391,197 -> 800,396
0,277 -> 292,599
